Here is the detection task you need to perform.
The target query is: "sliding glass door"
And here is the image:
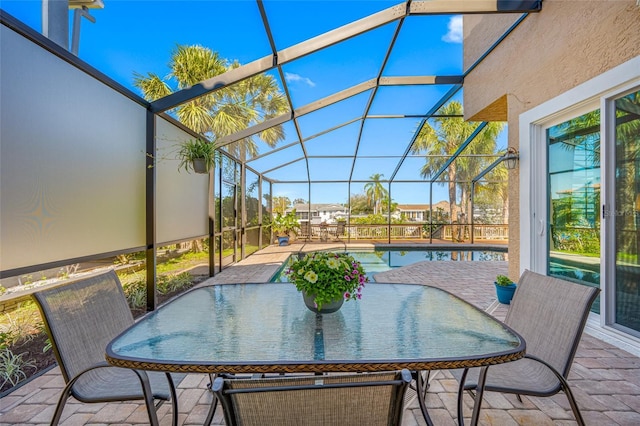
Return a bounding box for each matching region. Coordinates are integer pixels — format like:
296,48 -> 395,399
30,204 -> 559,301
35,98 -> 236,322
542,89 -> 640,335
547,110 -> 601,312
613,90 -> 640,334
526,60 -> 639,341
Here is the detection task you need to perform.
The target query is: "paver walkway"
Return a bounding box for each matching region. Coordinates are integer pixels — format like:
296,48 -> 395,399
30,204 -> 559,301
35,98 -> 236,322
2,243 -> 639,425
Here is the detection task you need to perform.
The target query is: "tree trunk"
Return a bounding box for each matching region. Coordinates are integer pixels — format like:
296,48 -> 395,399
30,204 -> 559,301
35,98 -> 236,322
190,239 -> 203,253
448,166 -> 457,223
502,196 -> 509,223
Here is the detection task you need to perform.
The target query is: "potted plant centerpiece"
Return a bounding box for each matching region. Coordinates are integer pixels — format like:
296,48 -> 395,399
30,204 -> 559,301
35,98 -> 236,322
177,138 -> 217,174
286,251 -> 369,314
272,210 -> 300,246
494,274 -> 517,304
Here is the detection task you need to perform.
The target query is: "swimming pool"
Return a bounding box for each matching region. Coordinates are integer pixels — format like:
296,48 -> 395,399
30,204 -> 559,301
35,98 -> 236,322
271,247 -> 507,282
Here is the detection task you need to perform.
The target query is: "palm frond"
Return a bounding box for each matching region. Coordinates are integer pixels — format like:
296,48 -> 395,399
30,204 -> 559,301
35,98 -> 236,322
177,102 -> 214,134
134,43 -> 288,158
171,44 -> 227,87
133,72 -> 172,101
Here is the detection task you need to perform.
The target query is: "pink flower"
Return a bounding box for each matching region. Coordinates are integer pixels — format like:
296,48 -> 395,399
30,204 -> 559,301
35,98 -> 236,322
344,292 -> 351,298
344,275 -> 351,281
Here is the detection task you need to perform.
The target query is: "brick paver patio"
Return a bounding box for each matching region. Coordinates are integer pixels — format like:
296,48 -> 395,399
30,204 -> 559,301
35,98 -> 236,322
2,243 -> 639,425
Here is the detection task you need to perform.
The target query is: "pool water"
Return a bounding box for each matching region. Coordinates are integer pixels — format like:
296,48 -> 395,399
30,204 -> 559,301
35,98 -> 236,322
271,248 -> 507,282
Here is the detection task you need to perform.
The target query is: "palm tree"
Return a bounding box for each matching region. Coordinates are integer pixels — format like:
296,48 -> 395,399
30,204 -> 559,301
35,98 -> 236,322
349,193 -> 372,215
364,173 -> 388,215
411,101 -> 504,222
474,165 -> 509,223
134,44 -> 289,159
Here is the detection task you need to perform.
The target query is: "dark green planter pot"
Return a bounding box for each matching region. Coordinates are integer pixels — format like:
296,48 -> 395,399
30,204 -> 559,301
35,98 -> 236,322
495,282 -> 517,304
302,291 -> 344,314
192,158 -> 208,174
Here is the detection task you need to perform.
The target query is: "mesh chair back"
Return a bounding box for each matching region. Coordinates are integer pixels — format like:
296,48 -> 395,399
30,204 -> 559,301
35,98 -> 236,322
505,269 -> 599,378
216,370 -> 410,426
33,270 -> 135,383
299,222 -> 311,239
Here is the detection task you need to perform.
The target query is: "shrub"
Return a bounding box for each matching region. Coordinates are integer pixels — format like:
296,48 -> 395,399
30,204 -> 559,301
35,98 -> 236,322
0,302 -> 43,346
157,272 -> 193,294
122,279 -> 147,309
122,272 -> 196,309
495,274 -> 515,286
0,348 -> 36,389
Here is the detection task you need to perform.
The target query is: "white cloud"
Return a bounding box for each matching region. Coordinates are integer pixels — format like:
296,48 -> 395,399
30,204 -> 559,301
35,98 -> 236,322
285,72 -> 316,87
442,16 -> 463,43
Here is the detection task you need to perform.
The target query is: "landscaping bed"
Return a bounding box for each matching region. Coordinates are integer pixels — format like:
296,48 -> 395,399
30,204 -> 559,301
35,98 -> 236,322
1,273 -> 207,396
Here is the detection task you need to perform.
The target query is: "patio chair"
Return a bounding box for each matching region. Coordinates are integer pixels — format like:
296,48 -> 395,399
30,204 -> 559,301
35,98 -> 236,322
331,221 -> 346,241
212,369 -> 412,426
298,221 -> 311,241
32,270 -> 178,426
451,270 -> 599,426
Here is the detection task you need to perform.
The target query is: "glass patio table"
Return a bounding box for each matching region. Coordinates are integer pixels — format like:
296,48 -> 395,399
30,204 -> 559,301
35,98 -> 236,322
106,283 -> 525,425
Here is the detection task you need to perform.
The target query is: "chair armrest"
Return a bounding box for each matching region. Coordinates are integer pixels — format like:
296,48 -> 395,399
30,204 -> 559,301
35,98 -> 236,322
72,361 -> 112,377
524,354 -> 567,384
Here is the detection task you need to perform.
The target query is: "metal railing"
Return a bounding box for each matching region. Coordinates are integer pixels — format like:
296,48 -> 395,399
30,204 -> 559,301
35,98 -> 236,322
299,223 -> 509,242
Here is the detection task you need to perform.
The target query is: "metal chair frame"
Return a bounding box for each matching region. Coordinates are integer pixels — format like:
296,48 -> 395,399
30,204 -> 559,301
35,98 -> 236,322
33,270 -> 179,426
453,270 -> 599,426
212,369 -> 412,426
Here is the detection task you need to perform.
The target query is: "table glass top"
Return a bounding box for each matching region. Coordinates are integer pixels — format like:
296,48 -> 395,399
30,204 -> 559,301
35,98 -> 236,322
108,283 -> 522,369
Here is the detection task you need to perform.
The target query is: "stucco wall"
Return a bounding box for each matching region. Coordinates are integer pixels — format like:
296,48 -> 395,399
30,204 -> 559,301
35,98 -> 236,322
463,0 -> 640,279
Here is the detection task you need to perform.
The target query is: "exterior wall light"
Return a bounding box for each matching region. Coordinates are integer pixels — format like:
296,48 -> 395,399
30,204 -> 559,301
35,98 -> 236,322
503,147 -> 519,170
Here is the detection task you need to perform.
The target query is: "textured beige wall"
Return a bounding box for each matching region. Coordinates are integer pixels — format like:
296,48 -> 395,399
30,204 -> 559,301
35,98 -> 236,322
463,0 -> 640,279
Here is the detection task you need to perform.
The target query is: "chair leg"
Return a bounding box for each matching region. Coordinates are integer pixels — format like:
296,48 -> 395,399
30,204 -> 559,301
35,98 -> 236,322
561,378 -> 586,426
423,370 -> 431,391
469,366 -> 489,426
525,354 -> 586,426
165,373 -> 179,426
203,395 -> 219,426
133,370 -> 160,426
457,368 -> 469,426
413,370 -> 434,426
50,382 -> 74,425
51,368 -> 171,425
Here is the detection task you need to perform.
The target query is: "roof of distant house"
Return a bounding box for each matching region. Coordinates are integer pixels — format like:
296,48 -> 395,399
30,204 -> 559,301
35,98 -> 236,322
291,203 -> 348,212
396,201 -> 450,211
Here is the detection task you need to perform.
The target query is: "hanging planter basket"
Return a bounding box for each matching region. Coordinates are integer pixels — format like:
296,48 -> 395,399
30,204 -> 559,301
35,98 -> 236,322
192,158 -> 208,174
177,138 -> 217,174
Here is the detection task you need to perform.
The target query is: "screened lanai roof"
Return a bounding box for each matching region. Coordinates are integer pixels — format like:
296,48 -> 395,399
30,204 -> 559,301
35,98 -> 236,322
3,0 -> 540,189
146,0 -> 539,187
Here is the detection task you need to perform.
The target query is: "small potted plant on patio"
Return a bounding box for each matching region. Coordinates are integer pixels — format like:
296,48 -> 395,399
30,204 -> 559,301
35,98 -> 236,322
494,274 -> 517,304
286,251 -> 369,314
272,210 -> 300,246
177,138 -> 217,174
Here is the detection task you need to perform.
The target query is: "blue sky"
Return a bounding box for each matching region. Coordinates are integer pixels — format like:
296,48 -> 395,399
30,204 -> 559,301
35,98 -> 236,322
2,1 -> 506,205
